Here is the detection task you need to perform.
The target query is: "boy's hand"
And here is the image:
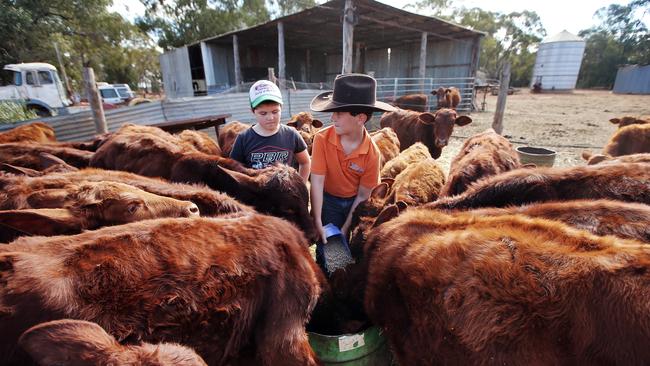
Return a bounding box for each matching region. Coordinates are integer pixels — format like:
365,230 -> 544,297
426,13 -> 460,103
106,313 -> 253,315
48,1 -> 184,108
314,218 -> 328,244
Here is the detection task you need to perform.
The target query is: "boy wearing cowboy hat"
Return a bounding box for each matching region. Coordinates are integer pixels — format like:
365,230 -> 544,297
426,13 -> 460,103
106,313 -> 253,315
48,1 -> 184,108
309,74 -> 396,257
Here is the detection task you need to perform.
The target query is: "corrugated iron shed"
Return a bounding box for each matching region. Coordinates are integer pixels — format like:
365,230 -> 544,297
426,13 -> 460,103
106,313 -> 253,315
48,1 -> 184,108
613,65 -> 650,94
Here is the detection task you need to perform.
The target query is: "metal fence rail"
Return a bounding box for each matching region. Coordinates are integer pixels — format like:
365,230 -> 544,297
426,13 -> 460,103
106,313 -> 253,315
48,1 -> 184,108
376,77 -> 475,112
0,77 -> 475,142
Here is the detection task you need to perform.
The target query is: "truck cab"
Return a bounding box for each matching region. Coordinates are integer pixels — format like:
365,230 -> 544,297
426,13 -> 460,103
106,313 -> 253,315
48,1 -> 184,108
0,63 -> 71,117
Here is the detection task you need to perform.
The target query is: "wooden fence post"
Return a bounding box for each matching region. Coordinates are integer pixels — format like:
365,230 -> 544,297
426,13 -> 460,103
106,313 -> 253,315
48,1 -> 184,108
233,35 -> 242,87
278,22 -> 286,87
419,32 -> 428,92
82,67 -> 107,134
342,0 -> 355,74
492,62 -> 511,135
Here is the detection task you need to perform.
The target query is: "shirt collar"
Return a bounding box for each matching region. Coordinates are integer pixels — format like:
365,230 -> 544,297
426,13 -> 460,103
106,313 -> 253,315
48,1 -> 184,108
325,125 -> 371,158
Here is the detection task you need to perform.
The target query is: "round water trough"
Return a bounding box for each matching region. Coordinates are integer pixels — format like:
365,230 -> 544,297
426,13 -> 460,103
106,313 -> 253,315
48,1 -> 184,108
308,325 -> 392,365
516,146 -> 557,167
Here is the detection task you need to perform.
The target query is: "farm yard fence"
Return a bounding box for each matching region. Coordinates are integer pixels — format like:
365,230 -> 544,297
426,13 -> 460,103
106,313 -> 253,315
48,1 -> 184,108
0,77 -> 475,142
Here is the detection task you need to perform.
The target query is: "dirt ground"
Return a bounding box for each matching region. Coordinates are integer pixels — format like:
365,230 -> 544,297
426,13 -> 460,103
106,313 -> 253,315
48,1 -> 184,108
372,89 -> 650,175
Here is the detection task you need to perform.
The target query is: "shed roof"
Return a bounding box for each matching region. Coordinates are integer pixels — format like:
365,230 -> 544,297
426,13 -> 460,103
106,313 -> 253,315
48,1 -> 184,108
196,0 -> 484,53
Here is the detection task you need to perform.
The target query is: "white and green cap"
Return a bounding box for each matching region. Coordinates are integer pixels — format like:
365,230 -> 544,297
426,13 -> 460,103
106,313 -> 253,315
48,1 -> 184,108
249,80 -> 283,109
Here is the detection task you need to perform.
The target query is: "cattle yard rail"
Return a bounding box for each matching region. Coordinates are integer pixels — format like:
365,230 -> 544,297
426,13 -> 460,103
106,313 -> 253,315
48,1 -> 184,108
375,77 -> 476,112
150,114 -> 231,135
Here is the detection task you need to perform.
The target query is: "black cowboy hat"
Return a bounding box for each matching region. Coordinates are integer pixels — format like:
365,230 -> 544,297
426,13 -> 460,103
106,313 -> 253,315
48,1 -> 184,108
310,74 -> 396,112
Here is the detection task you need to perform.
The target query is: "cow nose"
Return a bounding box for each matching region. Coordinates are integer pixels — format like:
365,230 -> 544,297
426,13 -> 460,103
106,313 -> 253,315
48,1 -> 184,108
436,139 -> 448,147
186,203 -> 200,217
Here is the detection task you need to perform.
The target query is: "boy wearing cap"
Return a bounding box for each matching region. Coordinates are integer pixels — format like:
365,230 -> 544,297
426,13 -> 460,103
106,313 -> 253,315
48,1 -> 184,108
230,80 -> 311,181
309,74 -> 396,248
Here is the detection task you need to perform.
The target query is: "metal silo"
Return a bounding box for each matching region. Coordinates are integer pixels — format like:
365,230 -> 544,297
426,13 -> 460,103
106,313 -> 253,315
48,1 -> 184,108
530,30 -> 585,91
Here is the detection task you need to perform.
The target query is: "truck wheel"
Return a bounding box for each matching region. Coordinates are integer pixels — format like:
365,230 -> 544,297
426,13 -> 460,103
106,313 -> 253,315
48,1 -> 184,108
27,105 -> 53,117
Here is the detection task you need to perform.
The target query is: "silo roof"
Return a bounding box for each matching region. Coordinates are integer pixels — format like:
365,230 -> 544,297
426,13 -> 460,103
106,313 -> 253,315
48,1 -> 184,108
542,30 -> 583,43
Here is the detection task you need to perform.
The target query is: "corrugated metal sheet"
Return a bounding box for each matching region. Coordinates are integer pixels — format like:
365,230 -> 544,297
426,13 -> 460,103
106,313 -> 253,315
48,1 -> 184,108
160,47 -> 194,98
530,39 -> 585,90
613,65 -> 650,94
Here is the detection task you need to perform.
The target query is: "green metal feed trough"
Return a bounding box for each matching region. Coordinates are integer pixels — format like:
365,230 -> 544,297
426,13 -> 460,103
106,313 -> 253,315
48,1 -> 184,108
308,325 -> 392,365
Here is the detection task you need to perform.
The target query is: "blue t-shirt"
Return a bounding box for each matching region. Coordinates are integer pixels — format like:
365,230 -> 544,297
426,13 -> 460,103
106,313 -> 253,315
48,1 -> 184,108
230,124 -> 307,169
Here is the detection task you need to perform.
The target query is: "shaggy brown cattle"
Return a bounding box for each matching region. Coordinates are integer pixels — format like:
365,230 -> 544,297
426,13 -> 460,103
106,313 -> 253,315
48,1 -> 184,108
429,162 -> 650,210
0,168 -> 252,217
380,142 -> 431,179
393,94 -> 428,112
441,129 -> 521,197
0,214 -> 321,366
600,123 -> 650,157
0,122 -> 56,144
364,209 -> 650,365
389,158 -> 445,205
91,127 -> 316,240
348,182 -> 392,257
380,108 -> 472,158
432,87 -> 461,109
218,121 -> 251,157
0,153 -> 78,177
465,199 -> 650,243
0,143 -> 92,170
20,319 -> 207,366
177,130 -> 222,156
609,115 -> 650,128
0,181 -> 199,242
370,128 -> 400,168
582,152 -> 650,165
287,112 -> 323,154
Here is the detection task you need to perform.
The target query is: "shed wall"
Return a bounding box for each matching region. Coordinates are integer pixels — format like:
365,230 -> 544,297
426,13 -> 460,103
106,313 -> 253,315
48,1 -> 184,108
613,65 -> 650,94
160,47 -> 193,99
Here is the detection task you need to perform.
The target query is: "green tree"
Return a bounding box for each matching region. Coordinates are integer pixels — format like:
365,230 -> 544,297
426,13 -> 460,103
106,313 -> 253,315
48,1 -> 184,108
137,0 -> 272,50
452,7 -> 546,86
577,0 -> 650,88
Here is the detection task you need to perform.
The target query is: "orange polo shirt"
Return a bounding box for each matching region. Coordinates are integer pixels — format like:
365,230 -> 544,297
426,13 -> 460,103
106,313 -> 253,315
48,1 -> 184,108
311,126 -> 381,198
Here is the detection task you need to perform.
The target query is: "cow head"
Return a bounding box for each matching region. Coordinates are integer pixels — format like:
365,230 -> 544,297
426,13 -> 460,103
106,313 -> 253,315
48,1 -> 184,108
288,112 -> 323,154
72,182 -> 200,226
348,182 -> 391,257
610,116 -> 650,129
419,109 -> 472,148
19,319 -> 207,366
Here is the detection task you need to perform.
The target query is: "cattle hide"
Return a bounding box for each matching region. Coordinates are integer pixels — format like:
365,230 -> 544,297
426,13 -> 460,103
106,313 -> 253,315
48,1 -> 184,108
0,214 -> 321,366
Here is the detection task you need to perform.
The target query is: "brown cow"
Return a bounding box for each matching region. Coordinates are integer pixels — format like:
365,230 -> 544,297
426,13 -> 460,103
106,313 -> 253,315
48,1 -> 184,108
363,209 -> 650,365
432,86 -> 461,109
609,115 -> 650,128
370,127 -> 400,168
176,130 -> 222,156
218,121 -> 251,157
379,142 -> 431,179
465,199 -> 650,243
583,152 -> 650,165
287,112 -> 323,154
388,158 -> 445,205
20,319 -> 207,366
441,129 -> 521,197
0,181 -> 200,242
0,214 -> 321,366
380,108 -> 472,158
601,123 -> 650,157
90,128 -> 316,241
392,94 -> 428,112
428,162 -> 650,210
0,122 -> 56,144
0,143 -> 92,170
0,168 -> 252,217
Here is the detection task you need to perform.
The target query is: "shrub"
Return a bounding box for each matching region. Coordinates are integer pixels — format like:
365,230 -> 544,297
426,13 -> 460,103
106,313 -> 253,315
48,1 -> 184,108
0,101 -> 37,124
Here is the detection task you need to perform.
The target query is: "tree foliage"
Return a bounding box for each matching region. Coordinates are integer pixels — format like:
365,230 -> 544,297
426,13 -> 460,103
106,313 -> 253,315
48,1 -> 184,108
0,0 -> 160,92
577,0 -> 650,88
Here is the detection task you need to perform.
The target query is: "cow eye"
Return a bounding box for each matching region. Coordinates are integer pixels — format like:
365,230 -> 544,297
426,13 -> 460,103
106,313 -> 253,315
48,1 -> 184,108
127,201 -> 142,214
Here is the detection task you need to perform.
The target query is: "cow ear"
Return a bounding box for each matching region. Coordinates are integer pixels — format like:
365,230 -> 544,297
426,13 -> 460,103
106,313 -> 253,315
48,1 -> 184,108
287,121 -> 297,128
370,182 -> 390,199
418,112 -> 436,125
19,319 -> 121,366
312,119 -> 324,128
586,154 -> 609,165
609,118 -> 620,125
27,189 -> 71,208
455,115 -> 472,126
39,152 -> 72,170
0,209 -> 81,239
0,163 -> 41,177
380,177 -> 395,188
372,204 -> 400,228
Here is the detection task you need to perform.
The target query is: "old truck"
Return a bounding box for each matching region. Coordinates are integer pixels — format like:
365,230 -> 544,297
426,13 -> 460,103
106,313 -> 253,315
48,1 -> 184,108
0,62 -> 72,117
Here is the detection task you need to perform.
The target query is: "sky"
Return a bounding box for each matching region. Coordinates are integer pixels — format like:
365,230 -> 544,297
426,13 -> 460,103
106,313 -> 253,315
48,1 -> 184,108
110,0 -> 646,39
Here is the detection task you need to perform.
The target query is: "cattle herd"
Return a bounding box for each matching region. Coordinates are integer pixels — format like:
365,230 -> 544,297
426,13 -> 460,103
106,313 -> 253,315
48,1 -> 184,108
0,97 -> 649,365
